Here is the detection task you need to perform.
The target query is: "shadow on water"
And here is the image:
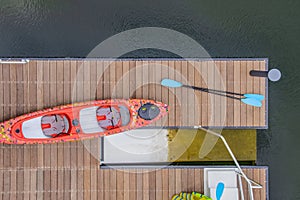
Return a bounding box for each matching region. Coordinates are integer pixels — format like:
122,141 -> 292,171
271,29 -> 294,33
1,0 -> 300,198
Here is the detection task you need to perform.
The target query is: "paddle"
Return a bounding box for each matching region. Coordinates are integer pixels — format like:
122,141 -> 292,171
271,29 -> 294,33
216,182 -> 225,200
161,79 -> 264,107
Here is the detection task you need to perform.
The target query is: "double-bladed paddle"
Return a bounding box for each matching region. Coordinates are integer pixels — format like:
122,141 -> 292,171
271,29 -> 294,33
161,79 -> 264,107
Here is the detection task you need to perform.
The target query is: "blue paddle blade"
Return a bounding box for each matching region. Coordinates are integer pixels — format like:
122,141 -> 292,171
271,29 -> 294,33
216,182 -> 225,200
241,97 -> 262,107
161,79 -> 183,88
244,94 -> 264,101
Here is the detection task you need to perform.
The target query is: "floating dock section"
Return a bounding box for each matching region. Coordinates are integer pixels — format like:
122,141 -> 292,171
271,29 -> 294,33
0,58 -> 268,129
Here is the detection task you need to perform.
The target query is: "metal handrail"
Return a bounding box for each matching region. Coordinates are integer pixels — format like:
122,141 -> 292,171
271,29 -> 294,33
194,126 -> 262,200
0,59 -> 29,64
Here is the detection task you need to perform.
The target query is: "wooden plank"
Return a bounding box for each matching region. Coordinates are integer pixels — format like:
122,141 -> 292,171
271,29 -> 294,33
43,60 -> 50,108
63,60 -> 71,103
148,60 -> 156,101
187,168 -> 195,192
122,61 -> 130,99
175,169 -> 181,194
96,60 -> 104,100
23,62 -> 30,114
187,61 -> 195,126
168,169 -> 176,199
154,61 -> 163,126
9,64 -> 17,119
259,61 -> 266,127
136,169 -> 143,200
70,60 -> 77,103
116,169 -> 124,200
135,61 -> 143,98
103,61 -> 110,99
155,169 -> 163,200
207,61 -> 216,126
194,169 -> 203,193
29,61 -> 37,112
252,61 -> 265,126
168,61 -> 176,126
213,61 -> 222,127
97,169 -> 104,200
161,61 -> 169,126
23,170 -> 30,200
129,61 -> 136,98
181,167 -> 188,191
76,144 -> 84,200
253,169 -> 261,200
2,64 -> 10,120
226,61 -> 234,126
174,61 -> 182,126
30,169 -> 37,200
149,170 -> 156,199
219,61 -> 227,127
162,169 -> 169,200
103,169 -> 110,200
57,150 -> 64,200
194,61 -> 201,126
10,170 -> 17,200
110,169 -> 117,200
83,142 -> 91,200
233,61 -> 241,127
50,150 -> 58,200
240,61 -> 247,126
129,170 -> 136,200
260,168 -> 267,199
43,169 -> 51,200
142,60 -> 149,99
76,60 -> 84,102
182,61 -> 189,126
90,167 -> 97,200
16,142 -> 24,200
2,170 -> 10,200
109,61 -> 116,99
36,169 -> 44,200
115,61 -> 123,99
83,60 -> 91,102
247,61 -> 255,126
142,170 -> 150,200
200,61 -> 208,126
123,170 -> 130,200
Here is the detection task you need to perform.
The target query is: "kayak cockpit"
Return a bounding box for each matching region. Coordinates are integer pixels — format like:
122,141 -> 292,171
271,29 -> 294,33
79,105 -> 130,134
21,105 -> 131,139
22,114 -> 70,139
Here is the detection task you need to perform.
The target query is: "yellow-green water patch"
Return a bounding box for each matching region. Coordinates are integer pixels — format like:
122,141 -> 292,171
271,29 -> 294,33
168,129 -> 256,162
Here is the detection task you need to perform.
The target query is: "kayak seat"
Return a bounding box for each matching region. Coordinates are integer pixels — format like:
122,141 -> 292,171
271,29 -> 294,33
41,115 -> 65,136
96,106 -> 121,130
119,105 -> 130,126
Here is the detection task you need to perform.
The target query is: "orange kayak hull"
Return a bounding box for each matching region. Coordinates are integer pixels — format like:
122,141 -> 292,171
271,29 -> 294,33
0,99 -> 168,144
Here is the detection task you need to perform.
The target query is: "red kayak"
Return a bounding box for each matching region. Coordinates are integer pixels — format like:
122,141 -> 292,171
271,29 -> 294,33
0,99 -> 168,144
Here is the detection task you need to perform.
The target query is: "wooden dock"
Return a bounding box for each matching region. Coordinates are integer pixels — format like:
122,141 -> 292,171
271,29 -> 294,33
0,58 -> 267,128
0,58 -> 268,199
0,139 -> 268,200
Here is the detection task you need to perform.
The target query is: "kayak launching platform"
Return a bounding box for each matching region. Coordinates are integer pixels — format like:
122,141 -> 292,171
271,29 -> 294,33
0,58 -> 268,129
0,57 -> 268,199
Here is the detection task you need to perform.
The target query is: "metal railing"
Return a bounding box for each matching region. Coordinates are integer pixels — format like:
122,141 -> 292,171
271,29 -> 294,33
195,126 -> 262,200
0,59 -> 29,64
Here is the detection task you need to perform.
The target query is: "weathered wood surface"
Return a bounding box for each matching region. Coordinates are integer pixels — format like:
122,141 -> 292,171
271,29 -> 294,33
0,58 -> 267,128
0,58 -> 268,199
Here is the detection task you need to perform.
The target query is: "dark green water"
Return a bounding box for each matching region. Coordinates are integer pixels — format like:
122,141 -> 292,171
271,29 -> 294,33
1,0 -> 300,198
